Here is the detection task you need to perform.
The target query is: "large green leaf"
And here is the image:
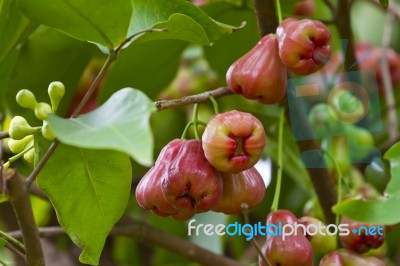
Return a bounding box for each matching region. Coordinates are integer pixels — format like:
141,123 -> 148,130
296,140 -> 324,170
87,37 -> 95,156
17,0 -> 131,49
334,142 -> 400,224
333,194 -> 400,225
48,88 -> 155,166
383,142 -> 400,195
36,136 -> 132,265
0,0 -> 37,62
99,40 -> 186,102
3,27 -> 97,123
129,0 -> 242,46
17,0 -> 241,51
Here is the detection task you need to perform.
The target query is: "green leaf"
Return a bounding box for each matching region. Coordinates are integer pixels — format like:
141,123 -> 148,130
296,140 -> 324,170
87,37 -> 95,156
0,0 -> 37,62
36,136 -> 132,265
383,142 -> 400,195
202,2 -> 259,77
129,0 -> 242,46
48,88 -> 155,166
0,237 -> 6,249
17,0 -> 132,49
99,40 -> 186,102
379,0 -> 389,9
333,194 -> 400,225
3,27 -> 97,122
334,141 -> 400,224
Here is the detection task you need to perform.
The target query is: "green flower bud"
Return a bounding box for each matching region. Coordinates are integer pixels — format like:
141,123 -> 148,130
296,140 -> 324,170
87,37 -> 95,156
16,89 -> 38,110
9,116 -> 38,140
42,121 -> 56,141
48,81 -> 65,112
23,148 -> 35,165
34,102 -> 52,121
8,135 -> 33,154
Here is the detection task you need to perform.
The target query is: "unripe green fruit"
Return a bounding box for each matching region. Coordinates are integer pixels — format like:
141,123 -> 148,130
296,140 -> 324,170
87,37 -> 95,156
16,89 -> 38,110
42,121 -> 56,141
23,148 -> 35,165
8,135 -> 33,154
345,125 -> 374,161
298,216 -> 337,254
34,102 -> 52,121
48,81 -> 65,112
308,103 -> 342,137
9,116 -> 38,140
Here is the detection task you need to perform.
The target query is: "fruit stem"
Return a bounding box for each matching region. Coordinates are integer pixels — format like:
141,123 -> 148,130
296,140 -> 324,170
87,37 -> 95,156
274,0 -> 283,24
192,103 -> 200,140
242,210 -> 270,266
208,95 -> 219,114
0,230 -> 25,252
4,142 -> 34,169
270,107 -> 285,212
181,121 -> 194,139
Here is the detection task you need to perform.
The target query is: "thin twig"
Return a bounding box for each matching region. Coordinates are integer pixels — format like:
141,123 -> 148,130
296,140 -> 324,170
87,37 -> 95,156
8,221 -> 245,266
8,169 -> 45,266
363,0 -> 400,21
380,13 -> 398,142
155,87 -> 233,111
4,243 -> 25,260
0,132 -> 9,140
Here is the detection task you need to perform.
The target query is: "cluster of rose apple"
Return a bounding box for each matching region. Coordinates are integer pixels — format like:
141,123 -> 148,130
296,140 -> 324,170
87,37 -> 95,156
136,110 -> 267,220
259,209 -> 385,266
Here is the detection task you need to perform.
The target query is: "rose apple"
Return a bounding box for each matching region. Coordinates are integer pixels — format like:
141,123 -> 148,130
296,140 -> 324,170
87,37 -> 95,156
212,167 -> 265,214
202,110 -> 266,173
277,18 -> 332,75
162,139 -> 223,213
226,34 -> 287,104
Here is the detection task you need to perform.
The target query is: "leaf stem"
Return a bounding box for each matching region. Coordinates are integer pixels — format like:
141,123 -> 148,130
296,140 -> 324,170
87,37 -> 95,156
270,107 -> 285,212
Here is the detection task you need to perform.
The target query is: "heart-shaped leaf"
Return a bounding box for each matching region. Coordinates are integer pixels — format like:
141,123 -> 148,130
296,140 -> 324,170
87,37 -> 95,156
48,88 -> 155,166
36,136 -> 132,265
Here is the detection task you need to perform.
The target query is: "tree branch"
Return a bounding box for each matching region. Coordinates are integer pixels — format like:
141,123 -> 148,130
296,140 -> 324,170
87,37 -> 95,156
252,0 -> 338,224
7,169 -> 45,266
155,87 -> 233,111
8,221 -> 244,266
380,13 -> 398,142
336,0 -> 358,71
0,131 -> 9,140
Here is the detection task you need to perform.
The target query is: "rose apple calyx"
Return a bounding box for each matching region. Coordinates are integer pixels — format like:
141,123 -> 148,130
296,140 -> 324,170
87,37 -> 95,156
202,110 -> 266,173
